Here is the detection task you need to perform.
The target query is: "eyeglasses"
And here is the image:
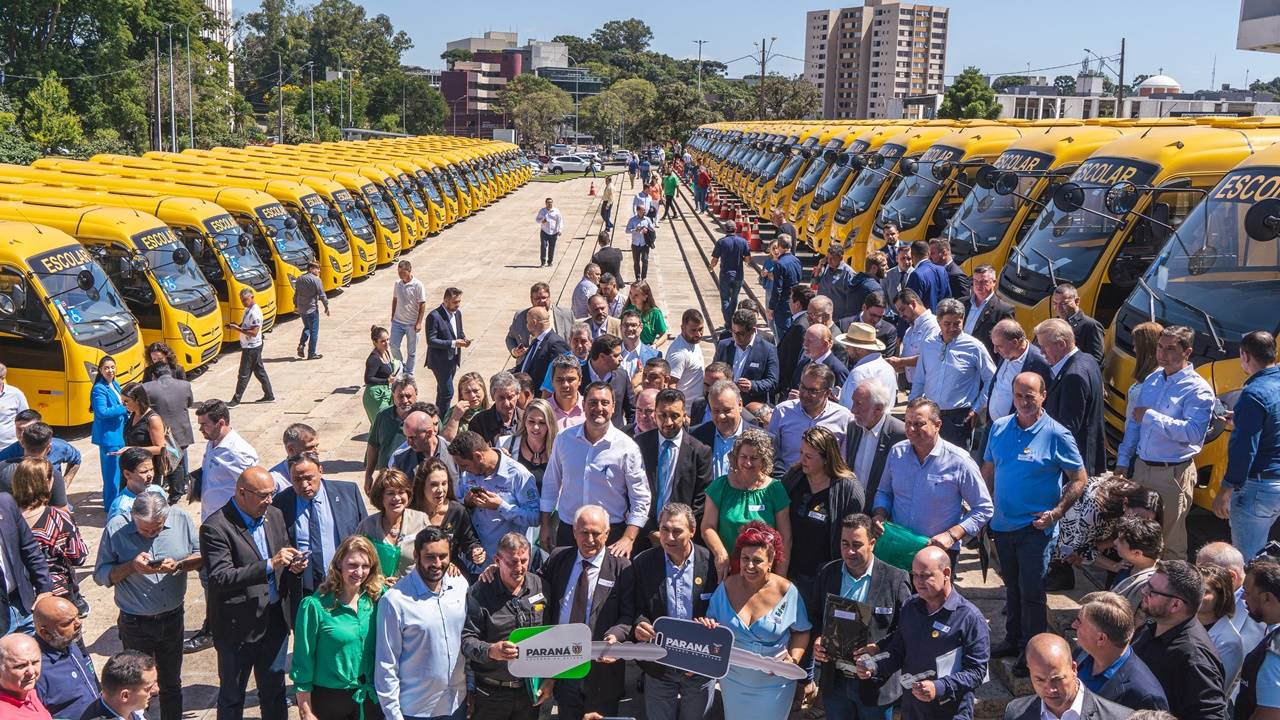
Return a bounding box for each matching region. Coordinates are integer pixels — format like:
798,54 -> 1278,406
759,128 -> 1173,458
1141,584 -> 1186,603
798,384 -> 827,396
241,487 -> 275,501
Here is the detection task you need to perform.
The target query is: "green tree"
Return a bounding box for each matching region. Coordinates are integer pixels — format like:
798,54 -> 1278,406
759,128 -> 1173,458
21,72 -> 83,151
496,74 -> 561,116
642,83 -> 718,145
1251,77 -> 1280,95
991,75 -> 1031,92
705,77 -> 754,120
366,70 -> 446,135
511,90 -> 573,148
591,19 -> 654,53
440,48 -> 473,70
939,67 -> 1001,119
1054,75 -> 1077,95
579,91 -> 626,145
759,75 -> 821,119
552,35 -> 603,65
1130,73 -> 1152,88
0,95 -> 39,164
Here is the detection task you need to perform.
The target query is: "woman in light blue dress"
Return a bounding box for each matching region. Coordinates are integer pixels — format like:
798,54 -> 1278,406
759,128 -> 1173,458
703,520 -> 810,720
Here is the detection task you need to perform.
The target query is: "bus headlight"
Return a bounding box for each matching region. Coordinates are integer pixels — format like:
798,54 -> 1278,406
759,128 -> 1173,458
329,257 -> 340,272
357,247 -> 368,261
179,323 -> 197,347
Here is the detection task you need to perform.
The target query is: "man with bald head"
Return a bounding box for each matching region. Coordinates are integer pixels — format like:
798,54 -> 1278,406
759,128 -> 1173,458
792,323 -> 849,392
0,634 -> 49,720
855,545 -> 989,720
1003,634 -> 1133,720
200,467 -> 305,720
32,596 -> 98,720
633,388 -> 660,435
983,372 -> 1087,676
388,405 -> 457,482
514,306 -> 571,395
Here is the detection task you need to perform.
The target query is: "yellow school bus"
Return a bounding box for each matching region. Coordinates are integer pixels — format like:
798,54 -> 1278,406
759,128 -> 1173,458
0,222 -> 146,426
0,198 -> 222,370
763,127 -> 841,222
0,175 -> 276,348
789,127 -> 873,246
996,118 -> 1280,329
1104,133 -> 1280,508
804,125 -> 904,255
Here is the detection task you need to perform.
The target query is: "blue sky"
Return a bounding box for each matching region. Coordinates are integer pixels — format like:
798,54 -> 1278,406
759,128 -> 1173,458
238,0 -> 1280,91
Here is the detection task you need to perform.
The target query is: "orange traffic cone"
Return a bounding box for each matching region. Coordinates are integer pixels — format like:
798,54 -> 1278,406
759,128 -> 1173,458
588,181 -> 597,196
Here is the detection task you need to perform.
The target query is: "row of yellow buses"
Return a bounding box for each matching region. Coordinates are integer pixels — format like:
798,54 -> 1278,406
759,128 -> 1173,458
0,136 -> 529,428
689,116 -> 1280,510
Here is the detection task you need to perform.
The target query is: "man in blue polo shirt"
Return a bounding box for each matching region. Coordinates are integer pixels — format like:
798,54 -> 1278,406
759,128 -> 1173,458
710,220 -> 751,332
0,409 -> 80,482
982,371 -> 1087,677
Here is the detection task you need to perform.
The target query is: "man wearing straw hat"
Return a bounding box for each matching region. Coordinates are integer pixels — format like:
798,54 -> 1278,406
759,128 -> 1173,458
836,323 -> 898,411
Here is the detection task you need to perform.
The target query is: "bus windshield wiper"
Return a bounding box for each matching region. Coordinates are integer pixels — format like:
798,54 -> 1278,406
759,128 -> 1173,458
955,218 -> 980,255
1009,243 -> 1027,277
1136,276 -> 1159,322
1162,289 -> 1225,354
1030,247 -> 1058,288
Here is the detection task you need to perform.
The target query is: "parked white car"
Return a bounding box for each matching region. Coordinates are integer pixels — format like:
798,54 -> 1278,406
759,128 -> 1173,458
546,155 -> 602,174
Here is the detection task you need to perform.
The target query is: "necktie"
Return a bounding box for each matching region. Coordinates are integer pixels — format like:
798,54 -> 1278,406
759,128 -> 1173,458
522,336 -> 541,374
658,439 -> 676,511
569,559 -> 592,624
306,501 -> 324,591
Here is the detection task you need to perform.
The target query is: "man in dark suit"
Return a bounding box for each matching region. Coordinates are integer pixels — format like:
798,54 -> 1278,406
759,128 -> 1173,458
271,453 -> 367,624
932,238 -> 972,302
1053,282 -> 1106,366
505,282 -> 574,352
425,287 -> 469,410
713,308 -> 780,405
513,306 -> 570,393
200,466 -> 305,720
1036,318 -> 1107,475
631,503 -> 719,720
844,378 -> 907,505
775,286 -> 815,394
579,334 -> 636,429
635,390 -> 712,545
962,265 -> 1014,357
542,505 -> 635,719
77,651 -> 160,720
1003,634 -> 1132,720
838,292 -> 898,358
793,324 -> 849,392
1073,592 -> 1169,711
811,514 -> 913,719
905,240 -> 951,312
0,491 -> 52,635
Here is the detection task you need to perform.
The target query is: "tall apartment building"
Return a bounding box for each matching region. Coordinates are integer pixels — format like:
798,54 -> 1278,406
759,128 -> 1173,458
804,1 -> 948,119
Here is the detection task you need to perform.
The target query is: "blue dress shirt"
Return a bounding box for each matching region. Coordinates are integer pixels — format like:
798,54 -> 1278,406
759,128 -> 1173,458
0,438 -> 80,471
234,504 -> 278,603
908,332 -> 995,411
839,560 -> 874,602
295,482 -> 336,572
1116,364 -> 1215,467
458,453 -> 541,559
1225,366 -> 1280,488
874,438 -> 993,543
711,421 -> 745,480
664,552 -> 695,620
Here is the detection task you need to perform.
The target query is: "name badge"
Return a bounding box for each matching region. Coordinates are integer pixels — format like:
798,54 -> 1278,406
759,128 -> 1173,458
1017,446 -> 1036,462
927,473 -> 952,485
807,510 -> 827,522
700,592 -> 714,601
874,606 -> 894,615
527,593 -> 545,604
748,504 -> 766,512
598,579 -> 615,588
931,620 -> 952,635
748,362 -> 760,368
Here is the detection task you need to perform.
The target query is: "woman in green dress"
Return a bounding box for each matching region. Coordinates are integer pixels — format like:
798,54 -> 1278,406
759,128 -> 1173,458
291,534 -> 385,720
362,326 -> 400,423
354,469 -> 430,582
701,427 -> 792,581
623,279 -> 670,349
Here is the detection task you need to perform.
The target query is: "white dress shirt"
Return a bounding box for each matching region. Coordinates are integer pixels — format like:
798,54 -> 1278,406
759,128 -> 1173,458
853,413 -> 889,493
731,336 -> 757,380
1038,685 -> 1085,720
839,353 -> 898,409
536,207 -> 563,235
540,423 -> 651,527
989,343 -> 1033,421
1050,347 -> 1079,379
561,550 -> 606,621
901,311 -> 940,383
963,295 -> 989,336
200,430 -> 259,521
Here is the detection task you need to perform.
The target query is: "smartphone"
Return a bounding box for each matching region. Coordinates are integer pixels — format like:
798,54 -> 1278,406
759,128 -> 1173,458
147,558 -> 166,568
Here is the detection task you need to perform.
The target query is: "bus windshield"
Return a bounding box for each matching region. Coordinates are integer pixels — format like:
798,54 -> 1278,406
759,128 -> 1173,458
814,164 -> 855,206
256,206 -> 313,268
29,245 -> 137,348
946,179 -> 1034,261
302,195 -> 348,250
1013,158 -> 1160,287
775,154 -> 807,189
333,192 -> 373,239
416,175 -> 442,204
130,228 -> 217,312
795,156 -> 831,196
1127,170 -> 1280,338
203,214 -> 272,284
433,171 -> 457,200
838,146 -> 904,219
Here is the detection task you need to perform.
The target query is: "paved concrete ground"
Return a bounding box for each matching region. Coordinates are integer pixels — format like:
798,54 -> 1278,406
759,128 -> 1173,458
59,173 -> 1078,719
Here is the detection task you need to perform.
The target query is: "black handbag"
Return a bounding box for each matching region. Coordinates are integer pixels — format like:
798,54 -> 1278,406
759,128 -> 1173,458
643,225 -> 657,249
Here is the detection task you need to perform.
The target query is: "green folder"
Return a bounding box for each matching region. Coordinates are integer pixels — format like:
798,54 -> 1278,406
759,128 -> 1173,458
874,521 -> 929,571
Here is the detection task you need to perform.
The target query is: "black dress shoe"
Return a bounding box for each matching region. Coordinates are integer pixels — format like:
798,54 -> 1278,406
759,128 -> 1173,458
990,641 -> 1020,658
183,630 -> 213,654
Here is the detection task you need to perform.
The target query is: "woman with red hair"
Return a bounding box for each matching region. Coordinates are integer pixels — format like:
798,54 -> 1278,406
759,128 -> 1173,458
701,521 -> 811,720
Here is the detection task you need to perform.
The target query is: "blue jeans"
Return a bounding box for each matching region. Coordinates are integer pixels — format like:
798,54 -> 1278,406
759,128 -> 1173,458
694,186 -> 707,212
1232,478 -> 1280,560
993,524 -> 1055,650
822,674 -> 893,720
718,274 -> 743,329
390,320 -> 418,374
298,310 -> 320,357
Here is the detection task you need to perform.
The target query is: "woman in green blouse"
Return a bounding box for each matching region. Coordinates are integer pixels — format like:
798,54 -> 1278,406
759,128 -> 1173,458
354,468 -> 431,583
291,534 -> 386,720
623,280 -> 670,349
701,427 -> 792,581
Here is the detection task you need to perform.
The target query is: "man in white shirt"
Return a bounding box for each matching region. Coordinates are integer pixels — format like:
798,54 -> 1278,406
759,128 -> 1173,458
571,263 -> 601,320
837,322 -> 898,410
665,309 -> 707,403
227,288 -> 273,406
987,319 -> 1051,423
389,260 -> 427,376
539,382 -> 651,556
845,379 -> 906,503
1001,634 -> 1133,720
887,288 -> 939,386
535,197 -> 563,267
0,364 -> 28,449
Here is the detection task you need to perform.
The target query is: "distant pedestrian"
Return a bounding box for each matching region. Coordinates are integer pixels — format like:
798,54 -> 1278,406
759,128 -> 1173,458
710,220 -> 751,331
628,155 -> 639,188
661,168 -> 680,221
600,191 -> 614,232
535,197 -> 563,267
627,206 -> 656,281
639,156 -> 652,186
227,288 -> 273,406
389,261 -> 426,379
425,287 -> 470,411
294,261 -> 329,361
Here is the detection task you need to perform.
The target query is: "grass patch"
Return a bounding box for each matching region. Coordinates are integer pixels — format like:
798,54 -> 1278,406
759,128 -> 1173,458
529,169 -> 626,183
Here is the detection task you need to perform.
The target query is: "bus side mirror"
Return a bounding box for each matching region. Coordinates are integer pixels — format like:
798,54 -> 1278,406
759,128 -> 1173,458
899,158 -> 918,176
866,153 -> 885,170
172,247 -> 190,266
265,224 -> 278,237
849,154 -> 867,170
284,217 -> 299,230
975,164 -> 999,190
931,161 -> 954,181
1245,198 -> 1280,242
1104,181 -> 1139,215
994,172 -> 1019,196
0,294 -> 14,316
76,269 -> 96,292
1052,182 -> 1085,213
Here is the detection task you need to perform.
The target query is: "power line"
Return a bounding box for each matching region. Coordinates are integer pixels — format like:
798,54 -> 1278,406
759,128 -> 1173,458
950,55 -> 1121,79
0,59 -> 155,83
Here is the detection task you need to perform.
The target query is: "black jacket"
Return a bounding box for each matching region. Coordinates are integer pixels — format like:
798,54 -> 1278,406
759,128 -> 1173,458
0,492 -> 51,619
1003,688 -> 1133,720
843,415 -> 907,505
1067,310 -> 1107,367
776,316 -> 811,395
631,544 -> 718,679
635,429 -> 712,534
591,247 -> 625,286
781,468 -> 865,570
461,572 -> 549,684
1045,350 -> 1107,475
517,330 -> 571,391
272,479 -> 368,623
579,360 -> 636,429
1132,616 -> 1227,720
425,304 -> 464,369
810,557 -> 913,707
712,336 -> 781,404
945,261 -> 972,301
200,501 -> 294,645
962,294 -> 1015,358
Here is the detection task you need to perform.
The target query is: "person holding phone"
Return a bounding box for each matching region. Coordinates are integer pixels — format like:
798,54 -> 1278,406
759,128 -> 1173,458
226,288 -> 274,407
426,288 -> 471,411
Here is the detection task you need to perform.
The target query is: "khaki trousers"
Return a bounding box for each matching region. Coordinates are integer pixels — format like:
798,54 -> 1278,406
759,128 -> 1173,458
1133,458 -> 1196,560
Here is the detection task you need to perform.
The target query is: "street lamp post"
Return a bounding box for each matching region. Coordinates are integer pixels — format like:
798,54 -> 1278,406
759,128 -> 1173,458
567,54 -> 580,145
183,10 -> 213,150
166,23 -> 177,151
308,62 -> 315,139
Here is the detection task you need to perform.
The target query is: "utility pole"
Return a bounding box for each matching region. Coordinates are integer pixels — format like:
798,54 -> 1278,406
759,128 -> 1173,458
277,53 -> 284,142
402,79 -> 407,134
1117,37 -> 1126,113
694,40 -> 708,96
185,23 -> 193,149
168,25 -> 177,152
338,60 -> 344,129
154,35 -> 162,151
758,37 -> 767,120
308,63 -> 315,139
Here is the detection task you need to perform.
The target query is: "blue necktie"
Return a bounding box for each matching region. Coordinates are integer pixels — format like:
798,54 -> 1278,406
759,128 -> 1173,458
522,336 -> 541,373
305,501 -> 324,591
657,439 -> 675,510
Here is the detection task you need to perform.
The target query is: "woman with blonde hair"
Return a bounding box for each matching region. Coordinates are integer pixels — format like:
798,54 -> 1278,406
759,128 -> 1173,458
291,534 -> 385,720
496,398 -> 557,491
442,371 -> 490,441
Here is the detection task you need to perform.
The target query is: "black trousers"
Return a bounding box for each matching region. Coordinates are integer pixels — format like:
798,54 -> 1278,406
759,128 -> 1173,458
939,408 -> 973,451
539,231 -> 558,264
661,194 -> 679,220
213,603 -> 289,720
232,345 -> 273,401
310,686 -> 384,720
471,683 -> 537,720
632,245 -> 650,280
118,609 -> 185,720
430,360 -> 458,410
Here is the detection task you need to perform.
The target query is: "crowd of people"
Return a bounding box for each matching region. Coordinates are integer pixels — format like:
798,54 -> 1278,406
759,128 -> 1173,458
0,142 -> 1279,720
